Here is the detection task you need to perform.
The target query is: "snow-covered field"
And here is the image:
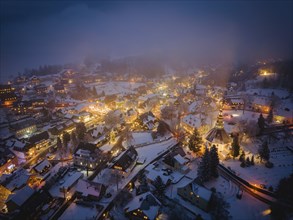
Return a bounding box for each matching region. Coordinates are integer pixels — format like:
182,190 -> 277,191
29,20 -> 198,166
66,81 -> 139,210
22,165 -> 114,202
122,132 -> 153,147
206,176 -> 270,220
89,81 -> 145,96
222,131 -> 293,189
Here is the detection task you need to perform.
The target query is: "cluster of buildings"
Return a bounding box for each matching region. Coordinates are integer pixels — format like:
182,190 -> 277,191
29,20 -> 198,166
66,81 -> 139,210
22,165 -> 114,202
0,62 -> 291,219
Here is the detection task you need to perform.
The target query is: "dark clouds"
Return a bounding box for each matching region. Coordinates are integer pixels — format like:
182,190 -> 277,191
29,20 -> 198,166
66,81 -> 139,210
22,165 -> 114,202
0,0 -> 292,81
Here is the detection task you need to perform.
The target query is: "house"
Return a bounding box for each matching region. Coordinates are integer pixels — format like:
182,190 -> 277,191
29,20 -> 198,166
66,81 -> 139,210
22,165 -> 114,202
54,84 -> 65,93
75,179 -> 106,201
111,146 -> 138,174
124,192 -> 161,220
34,84 -> 48,94
125,108 -> 137,123
250,96 -> 271,113
32,159 -> 52,176
59,172 -> 83,193
177,181 -> 212,211
9,118 -> 37,139
163,154 -> 189,174
0,85 -> 13,94
6,186 -> 35,213
49,120 -> 76,136
0,147 -> 17,175
27,131 -> 50,150
1,168 -> 32,192
12,101 -> 33,115
30,76 -> 40,85
137,111 -> 157,130
12,131 -> 49,159
74,143 -> 103,170
91,125 -> 105,139
11,139 -> 34,159
0,93 -> 18,107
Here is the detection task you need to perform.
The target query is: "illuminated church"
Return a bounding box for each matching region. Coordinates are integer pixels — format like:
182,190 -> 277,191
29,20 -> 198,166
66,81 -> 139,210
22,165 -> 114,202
205,109 -> 232,157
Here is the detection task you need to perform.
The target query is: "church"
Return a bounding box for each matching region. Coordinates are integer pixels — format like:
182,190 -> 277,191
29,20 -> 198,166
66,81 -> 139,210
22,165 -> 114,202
205,109 -> 232,158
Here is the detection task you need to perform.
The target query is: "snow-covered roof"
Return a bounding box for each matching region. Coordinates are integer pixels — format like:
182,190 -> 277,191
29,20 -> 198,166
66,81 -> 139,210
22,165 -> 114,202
191,182 -> 212,201
182,114 -> 201,128
124,192 -> 161,220
92,125 -> 105,137
60,172 -> 83,190
75,179 -> 104,198
3,168 -> 30,191
12,139 -> 26,149
174,154 -> 188,165
33,159 -> 51,173
205,127 -> 231,145
252,96 -> 270,106
7,185 -> 35,207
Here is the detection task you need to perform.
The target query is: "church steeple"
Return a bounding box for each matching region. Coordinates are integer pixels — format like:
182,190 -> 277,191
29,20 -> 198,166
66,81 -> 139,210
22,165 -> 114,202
215,108 -> 224,128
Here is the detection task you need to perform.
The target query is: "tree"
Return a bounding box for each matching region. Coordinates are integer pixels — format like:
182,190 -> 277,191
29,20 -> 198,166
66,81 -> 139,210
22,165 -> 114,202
257,114 -> 265,133
245,157 -> 251,167
267,108 -> 274,124
230,134 -> 240,159
62,131 -> 70,149
188,128 -> 202,154
157,120 -> 170,137
210,145 -> 219,178
70,131 -> 78,153
197,147 -> 210,183
57,137 -> 62,150
153,176 -> 166,198
210,193 -> 231,220
92,86 -> 98,97
104,110 -> 120,129
271,174 -> 293,219
251,155 -> 255,165
76,122 -> 87,140
239,150 -> 245,162
258,141 -> 270,162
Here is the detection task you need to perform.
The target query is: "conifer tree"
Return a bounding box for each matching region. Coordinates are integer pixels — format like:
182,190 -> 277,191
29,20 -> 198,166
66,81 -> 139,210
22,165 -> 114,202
258,141 -> 270,162
153,176 -> 166,198
197,147 -> 210,183
239,150 -> 245,162
62,131 -> 70,149
188,128 -> 202,153
258,113 -> 265,132
251,155 -> 255,165
246,157 -> 251,166
57,137 -> 62,149
210,145 -> 219,178
231,134 -> 240,159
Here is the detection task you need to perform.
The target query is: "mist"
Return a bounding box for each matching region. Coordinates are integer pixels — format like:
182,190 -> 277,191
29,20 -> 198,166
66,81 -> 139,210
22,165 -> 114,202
0,1 -> 292,81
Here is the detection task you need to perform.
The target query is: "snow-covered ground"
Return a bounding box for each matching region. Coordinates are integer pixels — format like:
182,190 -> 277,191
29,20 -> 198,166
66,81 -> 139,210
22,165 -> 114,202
88,81 -> 145,96
122,132 -> 153,147
221,128 -> 293,189
60,202 -> 98,220
206,176 -> 270,220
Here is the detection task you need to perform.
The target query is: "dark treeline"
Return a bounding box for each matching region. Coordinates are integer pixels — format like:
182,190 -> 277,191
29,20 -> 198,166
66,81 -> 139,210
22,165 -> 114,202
22,64 -> 63,77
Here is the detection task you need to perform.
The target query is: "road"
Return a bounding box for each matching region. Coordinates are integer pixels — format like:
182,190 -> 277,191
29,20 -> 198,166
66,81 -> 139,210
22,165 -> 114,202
218,164 -> 276,205
22,142 -> 57,169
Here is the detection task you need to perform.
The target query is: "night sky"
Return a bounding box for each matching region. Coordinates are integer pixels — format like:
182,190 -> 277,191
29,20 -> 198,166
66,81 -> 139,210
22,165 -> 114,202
0,0 -> 292,81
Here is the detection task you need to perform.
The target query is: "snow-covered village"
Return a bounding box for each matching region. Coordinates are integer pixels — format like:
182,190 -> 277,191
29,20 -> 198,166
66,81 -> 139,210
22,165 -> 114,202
0,1 -> 292,220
